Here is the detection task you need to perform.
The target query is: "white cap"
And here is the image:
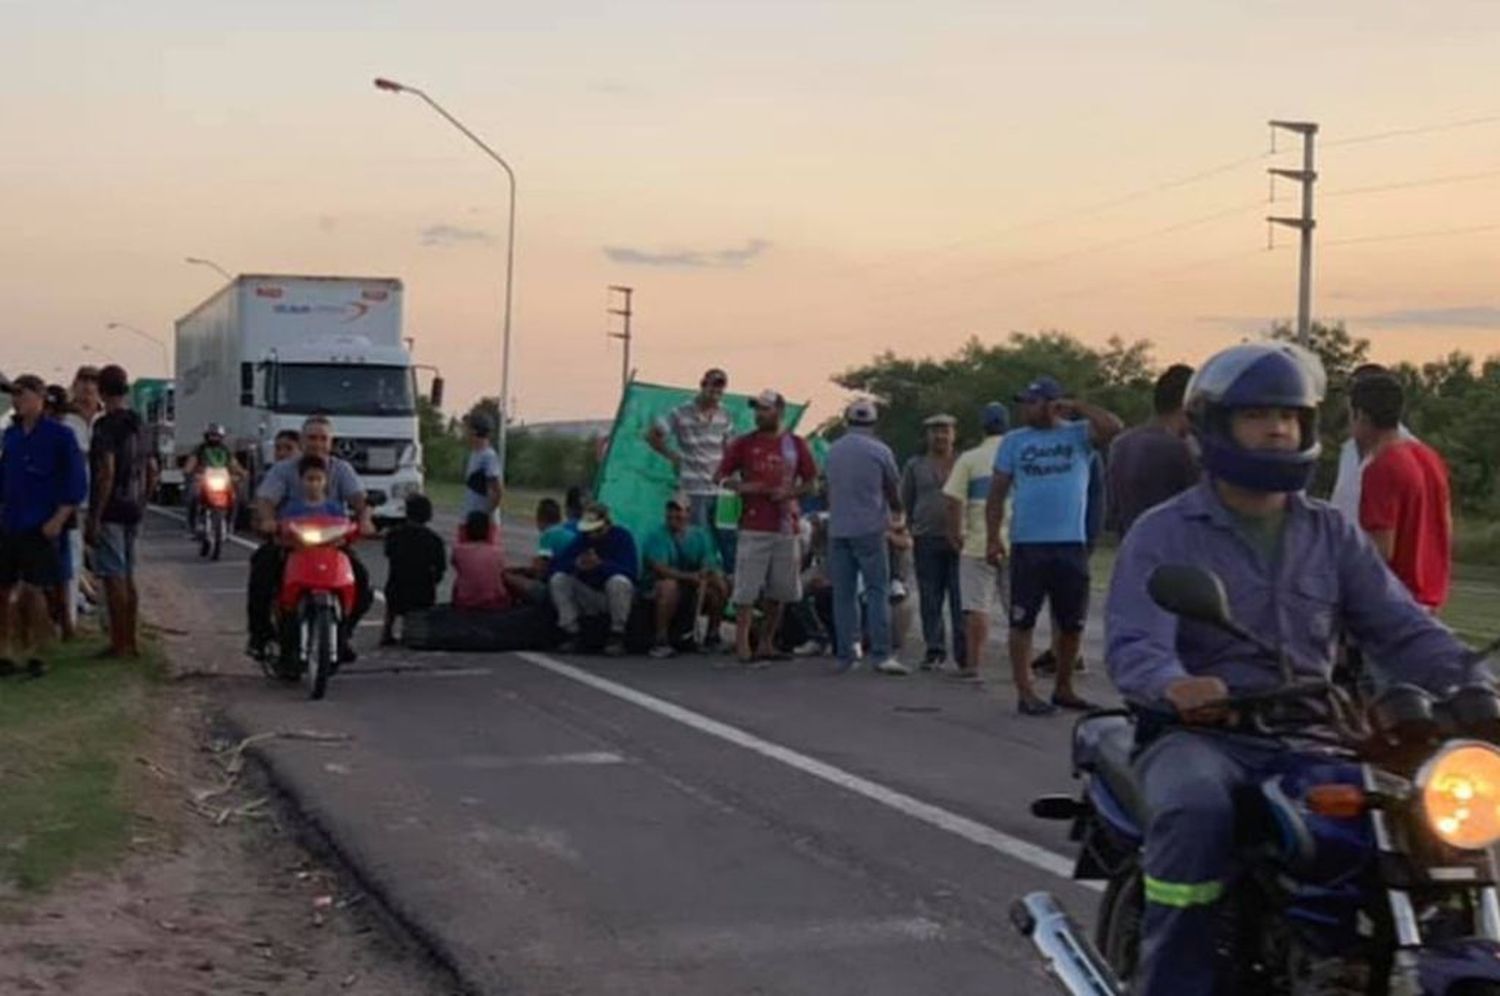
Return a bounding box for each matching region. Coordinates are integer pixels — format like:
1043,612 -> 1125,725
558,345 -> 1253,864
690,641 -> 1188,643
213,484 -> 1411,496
844,399 -> 878,426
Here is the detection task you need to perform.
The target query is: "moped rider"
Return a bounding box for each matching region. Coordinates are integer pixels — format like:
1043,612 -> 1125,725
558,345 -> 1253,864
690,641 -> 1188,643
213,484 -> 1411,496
182,423 -> 245,534
1105,341 -> 1487,996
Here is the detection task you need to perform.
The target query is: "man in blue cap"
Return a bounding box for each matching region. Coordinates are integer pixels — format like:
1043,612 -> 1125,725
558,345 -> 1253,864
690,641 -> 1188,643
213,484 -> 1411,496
942,401 -> 1011,681
984,376 -> 1122,714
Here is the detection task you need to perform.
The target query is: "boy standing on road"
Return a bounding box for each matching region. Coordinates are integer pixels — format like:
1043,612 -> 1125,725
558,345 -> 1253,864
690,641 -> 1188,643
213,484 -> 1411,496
0,374 -> 87,677
87,365 -> 157,660
985,377 -> 1122,715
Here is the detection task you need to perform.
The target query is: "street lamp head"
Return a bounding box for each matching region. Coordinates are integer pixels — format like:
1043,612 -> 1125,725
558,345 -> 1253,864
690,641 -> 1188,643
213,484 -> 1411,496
373,77 -> 407,93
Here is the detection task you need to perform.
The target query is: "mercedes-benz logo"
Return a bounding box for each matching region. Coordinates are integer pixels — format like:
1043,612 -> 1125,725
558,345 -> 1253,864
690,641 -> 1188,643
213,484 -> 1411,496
333,438 -> 358,459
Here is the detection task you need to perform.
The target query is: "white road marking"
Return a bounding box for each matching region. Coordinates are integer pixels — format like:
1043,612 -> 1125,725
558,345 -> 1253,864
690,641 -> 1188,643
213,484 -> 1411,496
516,652 -> 1096,889
454,751 -> 627,769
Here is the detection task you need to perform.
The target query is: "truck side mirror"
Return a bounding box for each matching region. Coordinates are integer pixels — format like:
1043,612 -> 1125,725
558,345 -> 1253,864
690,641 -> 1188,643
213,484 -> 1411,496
429,376 -> 445,410
239,362 -> 254,406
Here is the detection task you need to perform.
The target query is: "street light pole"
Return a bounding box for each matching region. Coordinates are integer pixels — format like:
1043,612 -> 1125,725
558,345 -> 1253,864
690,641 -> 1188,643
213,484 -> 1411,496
373,76 -> 517,485
184,256 -> 233,281
107,322 -> 171,376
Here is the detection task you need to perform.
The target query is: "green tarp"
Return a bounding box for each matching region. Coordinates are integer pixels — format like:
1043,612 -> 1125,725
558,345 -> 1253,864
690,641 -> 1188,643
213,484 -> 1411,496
594,381 -> 807,544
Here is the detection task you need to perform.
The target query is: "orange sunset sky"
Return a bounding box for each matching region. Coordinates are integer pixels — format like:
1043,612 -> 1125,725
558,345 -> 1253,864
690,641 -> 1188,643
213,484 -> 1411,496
3,1 -> 1499,423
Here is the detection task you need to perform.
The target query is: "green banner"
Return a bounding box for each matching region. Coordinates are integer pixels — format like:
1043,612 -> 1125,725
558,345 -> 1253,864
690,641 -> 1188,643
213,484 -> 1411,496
594,381 -> 807,544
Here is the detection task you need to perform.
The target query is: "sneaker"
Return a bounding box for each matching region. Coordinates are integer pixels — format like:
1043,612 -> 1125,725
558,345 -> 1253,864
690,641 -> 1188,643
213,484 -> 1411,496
1018,696 -> 1058,717
875,657 -> 911,676
604,635 -> 627,658
834,658 -> 863,675
792,639 -> 825,658
920,651 -> 946,672
648,642 -> 676,660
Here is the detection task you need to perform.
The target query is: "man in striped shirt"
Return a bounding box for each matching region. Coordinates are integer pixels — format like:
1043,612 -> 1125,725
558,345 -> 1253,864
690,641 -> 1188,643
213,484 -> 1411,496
647,367 -> 735,556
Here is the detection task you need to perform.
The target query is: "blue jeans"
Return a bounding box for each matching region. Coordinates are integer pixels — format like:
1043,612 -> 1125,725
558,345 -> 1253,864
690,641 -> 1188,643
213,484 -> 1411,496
830,531 -> 890,665
913,536 -> 965,663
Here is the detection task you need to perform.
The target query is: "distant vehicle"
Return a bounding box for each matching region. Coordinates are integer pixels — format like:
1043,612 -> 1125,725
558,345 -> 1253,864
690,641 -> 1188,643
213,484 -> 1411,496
130,377 -> 183,503
174,275 -> 442,526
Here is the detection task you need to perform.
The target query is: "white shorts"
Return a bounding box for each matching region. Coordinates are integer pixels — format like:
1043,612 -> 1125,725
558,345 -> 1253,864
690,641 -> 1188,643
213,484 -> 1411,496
732,531 -> 801,605
959,555 -> 1007,615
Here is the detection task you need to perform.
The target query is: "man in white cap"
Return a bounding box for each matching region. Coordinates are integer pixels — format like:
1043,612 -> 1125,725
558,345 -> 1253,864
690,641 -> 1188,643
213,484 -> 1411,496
824,399 -> 905,675
716,389 -> 817,665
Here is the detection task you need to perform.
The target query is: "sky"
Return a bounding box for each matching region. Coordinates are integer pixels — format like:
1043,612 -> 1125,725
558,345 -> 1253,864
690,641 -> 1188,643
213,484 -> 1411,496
3,0 -> 1499,424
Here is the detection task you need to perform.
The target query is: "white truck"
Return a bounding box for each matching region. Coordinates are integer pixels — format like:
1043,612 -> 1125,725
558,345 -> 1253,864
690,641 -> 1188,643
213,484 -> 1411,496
174,274 -> 442,524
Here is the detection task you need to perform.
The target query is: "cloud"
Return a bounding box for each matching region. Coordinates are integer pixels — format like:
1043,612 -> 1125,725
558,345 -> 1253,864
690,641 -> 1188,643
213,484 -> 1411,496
420,223 -> 494,248
603,238 -> 771,269
1353,305 -> 1500,328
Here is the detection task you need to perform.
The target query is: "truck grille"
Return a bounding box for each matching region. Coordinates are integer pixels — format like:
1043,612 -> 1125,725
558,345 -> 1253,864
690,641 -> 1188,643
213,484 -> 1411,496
331,437 -> 405,474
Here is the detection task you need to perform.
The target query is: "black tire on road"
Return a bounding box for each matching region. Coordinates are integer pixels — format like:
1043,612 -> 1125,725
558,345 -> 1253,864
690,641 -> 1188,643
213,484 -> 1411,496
1096,863 -> 1144,984
306,603 -> 333,701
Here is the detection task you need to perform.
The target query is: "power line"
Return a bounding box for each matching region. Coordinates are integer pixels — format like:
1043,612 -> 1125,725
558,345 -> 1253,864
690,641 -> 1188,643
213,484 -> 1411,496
1321,220 -> 1500,248
1323,166 -> 1500,198
1323,112 -> 1500,149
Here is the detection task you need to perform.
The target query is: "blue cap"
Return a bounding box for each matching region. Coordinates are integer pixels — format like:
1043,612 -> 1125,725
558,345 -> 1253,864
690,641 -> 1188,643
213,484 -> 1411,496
981,402 -> 1009,433
1015,375 -> 1064,404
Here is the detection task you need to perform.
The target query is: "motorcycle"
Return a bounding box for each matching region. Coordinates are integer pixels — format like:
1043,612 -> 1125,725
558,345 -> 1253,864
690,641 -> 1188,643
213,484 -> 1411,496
196,468 -> 234,561
1012,563 -> 1500,996
268,514 -> 360,701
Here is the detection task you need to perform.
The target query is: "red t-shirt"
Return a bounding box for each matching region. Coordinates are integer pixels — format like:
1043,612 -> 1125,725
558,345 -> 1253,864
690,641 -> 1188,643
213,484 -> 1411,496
718,431 -> 816,534
451,527 -> 511,611
1359,439 -> 1452,609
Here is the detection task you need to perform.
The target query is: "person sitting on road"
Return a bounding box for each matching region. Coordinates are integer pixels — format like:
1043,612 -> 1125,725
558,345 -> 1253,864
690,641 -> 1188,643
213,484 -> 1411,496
279,456 -> 347,520
182,422 -> 246,535
451,510 -> 511,613
381,494 -> 445,645
1106,342 -> 1487,996
640,494 -> 728,659
549,502 -> 638,656
503,497 -> 571,605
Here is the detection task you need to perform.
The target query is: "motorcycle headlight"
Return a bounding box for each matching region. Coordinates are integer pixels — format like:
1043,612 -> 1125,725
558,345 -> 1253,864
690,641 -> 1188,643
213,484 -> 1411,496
291,523 -> 333,546
1419,741 -> 1500,849
204,469 -> 231,491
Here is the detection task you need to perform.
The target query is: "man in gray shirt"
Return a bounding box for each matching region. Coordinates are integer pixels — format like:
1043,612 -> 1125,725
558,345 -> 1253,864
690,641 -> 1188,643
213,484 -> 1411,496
461,412 -> 503,520
247,415 -> 374,662
1107,364 -> 1199,538
825,399 -> 904,676
901,413 -> 963,669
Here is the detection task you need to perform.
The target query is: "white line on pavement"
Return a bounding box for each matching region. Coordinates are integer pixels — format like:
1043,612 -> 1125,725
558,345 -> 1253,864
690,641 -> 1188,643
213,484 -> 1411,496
455,751 -> 627,769
515,651 -> 1096,890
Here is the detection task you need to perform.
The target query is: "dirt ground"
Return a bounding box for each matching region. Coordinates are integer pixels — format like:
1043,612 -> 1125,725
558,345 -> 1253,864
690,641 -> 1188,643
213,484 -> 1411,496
0,565 -> 460,996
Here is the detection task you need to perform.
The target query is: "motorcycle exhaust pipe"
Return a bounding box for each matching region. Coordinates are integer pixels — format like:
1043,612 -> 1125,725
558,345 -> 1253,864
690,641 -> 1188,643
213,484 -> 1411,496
1010,891 -> 1124,996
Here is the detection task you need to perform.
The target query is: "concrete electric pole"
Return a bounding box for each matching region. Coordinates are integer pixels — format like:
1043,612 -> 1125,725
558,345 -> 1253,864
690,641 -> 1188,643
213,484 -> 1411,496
1267,120 -> 1319,347
607,285 -> 634,396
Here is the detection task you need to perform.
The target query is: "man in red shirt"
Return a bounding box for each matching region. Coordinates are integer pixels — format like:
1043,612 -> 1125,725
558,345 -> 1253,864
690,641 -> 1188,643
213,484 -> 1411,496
1353,373 -> 1452,609
716,389 -> 817,664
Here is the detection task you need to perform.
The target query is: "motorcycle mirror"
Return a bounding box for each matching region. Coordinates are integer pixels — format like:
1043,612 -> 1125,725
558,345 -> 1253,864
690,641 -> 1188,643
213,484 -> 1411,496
1147,565 -> 1238,629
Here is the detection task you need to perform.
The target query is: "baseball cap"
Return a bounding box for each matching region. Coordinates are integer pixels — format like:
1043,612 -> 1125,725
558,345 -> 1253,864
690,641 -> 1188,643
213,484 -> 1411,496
981,401 -> 1010,433
578,502 -> 611,533
1015,375 -> 1064,404
464,412 -> 494,437
844,399 -> 878,426
4,373 -> 45,396
747,389 -> 785,410
923,413 -> 957,428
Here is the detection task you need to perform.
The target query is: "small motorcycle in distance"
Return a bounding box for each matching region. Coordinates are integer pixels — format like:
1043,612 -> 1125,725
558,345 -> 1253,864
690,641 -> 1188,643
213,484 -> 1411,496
1012,563 -> 1500,996
270,514 -> 360,701
197,467 -> 233,561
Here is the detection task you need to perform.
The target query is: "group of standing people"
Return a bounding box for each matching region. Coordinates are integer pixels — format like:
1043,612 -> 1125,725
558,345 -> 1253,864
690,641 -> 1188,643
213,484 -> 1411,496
0,364 -> 154,677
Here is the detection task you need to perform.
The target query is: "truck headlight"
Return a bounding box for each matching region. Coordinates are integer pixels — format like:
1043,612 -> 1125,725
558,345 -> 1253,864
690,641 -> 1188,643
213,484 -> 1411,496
390,481 -> 421,500
1419,741 -> 1500,849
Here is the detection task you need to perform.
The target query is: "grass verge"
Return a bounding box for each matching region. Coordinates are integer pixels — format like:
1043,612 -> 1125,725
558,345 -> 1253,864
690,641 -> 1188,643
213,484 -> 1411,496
422,479 -> 555,523
0,636 -> 159,894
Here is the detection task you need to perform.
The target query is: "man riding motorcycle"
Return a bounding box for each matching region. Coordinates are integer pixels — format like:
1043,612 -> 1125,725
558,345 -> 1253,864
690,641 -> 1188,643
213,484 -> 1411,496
181,423 -> 245,534
1104,342 -> 1486,996
246,415 -> 375,665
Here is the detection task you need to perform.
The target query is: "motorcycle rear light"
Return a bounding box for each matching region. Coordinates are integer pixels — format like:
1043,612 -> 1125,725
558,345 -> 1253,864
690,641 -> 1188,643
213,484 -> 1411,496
1305,784 -> 1367,819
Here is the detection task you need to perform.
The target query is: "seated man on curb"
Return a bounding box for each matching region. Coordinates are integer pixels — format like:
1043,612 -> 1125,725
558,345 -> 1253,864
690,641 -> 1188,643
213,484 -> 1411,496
640,494 -> 728,659
549,503 -> 638,656
504,497 -> 570,605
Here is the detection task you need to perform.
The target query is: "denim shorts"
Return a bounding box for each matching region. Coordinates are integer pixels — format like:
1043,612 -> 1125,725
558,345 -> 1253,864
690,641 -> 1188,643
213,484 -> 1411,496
94,523 -> 138,579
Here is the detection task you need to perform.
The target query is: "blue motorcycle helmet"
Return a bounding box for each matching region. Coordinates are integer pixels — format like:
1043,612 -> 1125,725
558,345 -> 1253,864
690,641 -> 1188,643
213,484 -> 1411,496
1185,341 -> 1325,493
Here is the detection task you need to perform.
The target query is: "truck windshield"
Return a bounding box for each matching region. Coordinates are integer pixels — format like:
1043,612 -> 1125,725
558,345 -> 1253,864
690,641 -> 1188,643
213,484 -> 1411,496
273,365 -> 415,416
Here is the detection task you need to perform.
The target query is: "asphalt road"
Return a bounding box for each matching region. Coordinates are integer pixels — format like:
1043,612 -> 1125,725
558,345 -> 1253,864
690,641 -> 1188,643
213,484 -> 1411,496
142,507 -> 1117,995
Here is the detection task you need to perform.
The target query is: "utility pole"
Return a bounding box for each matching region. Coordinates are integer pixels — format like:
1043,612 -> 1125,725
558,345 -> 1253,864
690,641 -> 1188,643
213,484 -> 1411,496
606,285 -> 634,395
1267,120 -> 1318,347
